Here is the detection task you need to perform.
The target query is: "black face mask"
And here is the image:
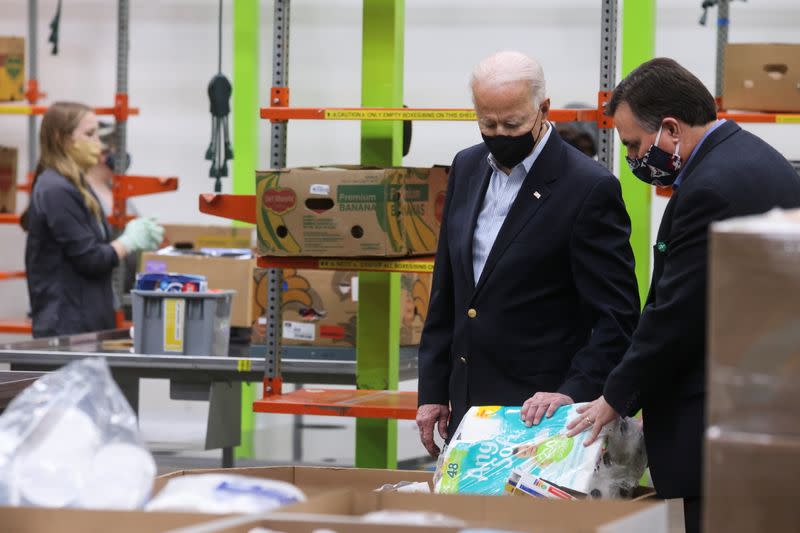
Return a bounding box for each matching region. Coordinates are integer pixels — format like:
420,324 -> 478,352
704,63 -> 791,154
481,111 -> 542,168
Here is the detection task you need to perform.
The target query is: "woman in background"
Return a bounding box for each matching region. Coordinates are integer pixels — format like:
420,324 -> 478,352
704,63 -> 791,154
22,102 -> 164,337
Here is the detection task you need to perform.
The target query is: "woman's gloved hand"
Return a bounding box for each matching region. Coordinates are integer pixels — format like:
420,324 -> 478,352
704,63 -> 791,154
117,217 -> 165,253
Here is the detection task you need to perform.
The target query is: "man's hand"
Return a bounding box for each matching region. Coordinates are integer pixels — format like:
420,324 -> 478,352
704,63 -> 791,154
566,395 -> 620,445
520,392 -> 573,426
416,404 -> 450,458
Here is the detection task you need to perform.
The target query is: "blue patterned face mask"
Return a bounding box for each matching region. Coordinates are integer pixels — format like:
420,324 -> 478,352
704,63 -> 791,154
625,124 -> 682,187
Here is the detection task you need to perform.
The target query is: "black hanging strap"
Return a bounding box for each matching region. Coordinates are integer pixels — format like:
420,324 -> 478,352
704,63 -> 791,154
48,0 -> 63,55
205,0 -> 233,193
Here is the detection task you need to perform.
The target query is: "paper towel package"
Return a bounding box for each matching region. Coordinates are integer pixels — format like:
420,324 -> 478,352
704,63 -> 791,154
434,405 -> 646,499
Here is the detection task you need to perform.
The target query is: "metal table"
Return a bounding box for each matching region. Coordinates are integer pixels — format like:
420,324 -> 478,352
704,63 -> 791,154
0,330 -> 419,467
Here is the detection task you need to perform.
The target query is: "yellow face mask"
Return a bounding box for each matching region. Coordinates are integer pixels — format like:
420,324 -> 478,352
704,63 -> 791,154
67,139 -> 103,170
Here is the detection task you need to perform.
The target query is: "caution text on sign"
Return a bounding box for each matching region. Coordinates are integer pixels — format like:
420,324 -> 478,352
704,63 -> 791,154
324,109 -> 476,121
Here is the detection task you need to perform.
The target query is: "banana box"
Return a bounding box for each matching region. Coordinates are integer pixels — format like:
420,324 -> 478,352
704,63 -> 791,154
255,166 -> 448,257
0,37 -> 25,102
251,268 -> 432,347
0,146 -> 17,213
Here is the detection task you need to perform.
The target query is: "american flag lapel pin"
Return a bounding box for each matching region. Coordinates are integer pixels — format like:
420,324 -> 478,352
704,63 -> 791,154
533,191 -> 541,199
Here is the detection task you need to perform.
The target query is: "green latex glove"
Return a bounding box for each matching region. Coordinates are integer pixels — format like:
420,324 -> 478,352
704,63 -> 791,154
140,218 -> 165,251
118,217 -> 164,253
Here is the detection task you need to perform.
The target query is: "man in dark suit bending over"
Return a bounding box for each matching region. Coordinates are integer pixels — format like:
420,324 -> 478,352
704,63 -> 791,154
416,50 -> 640,457
568,58 -> 800,533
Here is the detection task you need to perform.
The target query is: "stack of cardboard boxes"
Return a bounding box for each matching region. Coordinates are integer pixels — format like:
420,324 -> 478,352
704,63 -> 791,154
249,165 -> 447,346
141,222 -> 433,346
705,209 -> 800,532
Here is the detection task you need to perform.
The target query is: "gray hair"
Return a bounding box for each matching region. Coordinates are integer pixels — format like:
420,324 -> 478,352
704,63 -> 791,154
470,51 -> 546,107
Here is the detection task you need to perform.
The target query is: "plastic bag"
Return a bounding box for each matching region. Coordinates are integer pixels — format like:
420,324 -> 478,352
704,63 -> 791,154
146,474 -> 306,514
0,358 -> 156,509
374,481 -> 431,493
433,404 -> 646,499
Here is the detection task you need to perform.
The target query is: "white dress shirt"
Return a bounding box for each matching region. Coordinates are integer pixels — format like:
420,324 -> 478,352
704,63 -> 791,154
472,124 -> 553,283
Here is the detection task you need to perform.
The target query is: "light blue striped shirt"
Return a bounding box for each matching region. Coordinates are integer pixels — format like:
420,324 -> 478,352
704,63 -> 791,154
473,124 -> 553,283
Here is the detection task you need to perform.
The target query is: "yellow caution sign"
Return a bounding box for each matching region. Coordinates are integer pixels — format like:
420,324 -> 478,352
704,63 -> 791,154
317,259 -> 435,273
237,359 -> 253,372
776,115 -> 800,124
324,109 -> 476,121
162,298 -> 185,353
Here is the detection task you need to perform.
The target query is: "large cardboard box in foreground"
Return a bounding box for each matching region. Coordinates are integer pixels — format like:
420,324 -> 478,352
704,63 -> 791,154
280,489 -> 670,533
140,250 -> 258,328
0,146 -> 17,213
251,268 -> 432,346
256,166 -> 448,257
723,43 -> 800,112
706,209 -> 800,533
704,434 -> 800,533
0,466 -> 672,533
708,210 -> 800,434
0,507 -> 465,533
0,37 -> 25,102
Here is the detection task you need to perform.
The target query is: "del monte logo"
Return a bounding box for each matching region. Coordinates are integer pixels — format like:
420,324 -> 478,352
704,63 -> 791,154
262,186 -> 296,215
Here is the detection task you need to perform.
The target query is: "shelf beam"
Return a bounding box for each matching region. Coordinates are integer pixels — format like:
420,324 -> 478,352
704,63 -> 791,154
0,105 -> 140,116
260,107 -> 800,126
253,388 -> 417,419
256,256 -> 434,274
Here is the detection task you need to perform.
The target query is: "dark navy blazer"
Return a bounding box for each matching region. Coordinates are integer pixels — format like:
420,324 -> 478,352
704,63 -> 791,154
604,120 -> 800,499
418,129 -> 641,434
25,168 -> 119,338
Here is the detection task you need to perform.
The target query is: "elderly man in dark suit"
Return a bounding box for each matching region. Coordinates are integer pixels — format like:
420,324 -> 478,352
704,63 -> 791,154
569,58 -> 800,533
416,50 -> 640,459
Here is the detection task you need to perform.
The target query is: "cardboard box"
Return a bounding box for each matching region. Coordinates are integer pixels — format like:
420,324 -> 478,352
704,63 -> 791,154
166,514 -> 465,533
0,507 -> 216,533
0,507 -> 464,533
256,166 -> 448,257
278,488 -> 669,533
704,433 -> 800,533
0,466 -> 670,533
708,210 -> 800,435
251,268 -> 432,346
0,37 -> 25,102
723,43 -> 800,112
162,224 -> 255,250
140,251 -> 258,328
156,467 -> 670,533
0,146 -> 17,213
154,466 -> 434,497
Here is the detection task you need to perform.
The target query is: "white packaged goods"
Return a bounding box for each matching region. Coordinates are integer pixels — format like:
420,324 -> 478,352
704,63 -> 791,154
0,358 -> 156,509
434,405 -> 646,499
361,510 -> 466,526
146,474 -> 306,514
79,443 -> 157,509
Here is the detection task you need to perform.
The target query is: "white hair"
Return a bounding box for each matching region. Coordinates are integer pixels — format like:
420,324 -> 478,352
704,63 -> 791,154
470,50 -> 546,106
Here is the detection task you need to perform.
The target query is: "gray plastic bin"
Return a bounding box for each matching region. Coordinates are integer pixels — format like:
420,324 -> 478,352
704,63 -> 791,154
131,290 -> 235,356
